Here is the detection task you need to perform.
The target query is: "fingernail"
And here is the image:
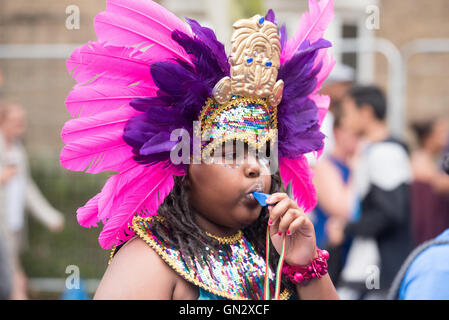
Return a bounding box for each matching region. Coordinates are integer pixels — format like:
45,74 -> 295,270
278,232 -> 282,236
268,220 -> 272,225
287,230 -> 291,235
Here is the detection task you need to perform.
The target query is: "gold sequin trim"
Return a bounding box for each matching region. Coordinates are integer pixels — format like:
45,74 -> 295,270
205,230 -> 243,245
132,215 -> 292,300
108,246 -> 117,265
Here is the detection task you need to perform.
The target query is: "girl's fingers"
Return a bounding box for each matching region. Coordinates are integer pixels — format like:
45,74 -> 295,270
287,215 -> 306,235
265,192 -> 288,205
267,206 -> 279,234
277,209 -> 300,234
268,197 -> 292,225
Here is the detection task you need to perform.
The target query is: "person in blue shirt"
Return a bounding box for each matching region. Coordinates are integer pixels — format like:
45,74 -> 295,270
388,229 -> 449,300
312,104 -> 361,284
388,153 -> 449,300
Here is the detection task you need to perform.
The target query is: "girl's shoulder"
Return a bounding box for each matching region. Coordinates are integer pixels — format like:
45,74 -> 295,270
94,235 -> 180,299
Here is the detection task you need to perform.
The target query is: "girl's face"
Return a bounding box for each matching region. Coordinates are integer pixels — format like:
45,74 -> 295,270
187,143 -> 272,231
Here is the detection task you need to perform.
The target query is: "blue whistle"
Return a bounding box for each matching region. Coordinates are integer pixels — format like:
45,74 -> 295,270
252,192 -> 273,207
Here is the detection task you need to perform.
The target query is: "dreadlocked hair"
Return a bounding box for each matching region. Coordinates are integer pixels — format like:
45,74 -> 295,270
152,169 -> 298,298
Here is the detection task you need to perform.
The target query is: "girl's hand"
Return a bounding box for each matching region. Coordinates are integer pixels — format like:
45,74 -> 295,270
266,192 -> 317,266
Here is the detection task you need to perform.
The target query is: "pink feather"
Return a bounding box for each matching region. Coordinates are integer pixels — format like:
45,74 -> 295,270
65,79 -> 155,118
310,93 -> 330,128
65,41 -> 158,118
61,106 -> 138,144
94,5 -> 190,63
279,156 -> 317,213
310,93 -> 331,159
75,161 -> 142,229
67,41 -> 158,86
60,118 -> 134,174
77,193 -> 101,228
75,162 -> 140,230
97,162 -> 144,222
282,0 -> 334,63
313,49 -> 336,93
97,162 -> 177,249
106,0 -> 191,37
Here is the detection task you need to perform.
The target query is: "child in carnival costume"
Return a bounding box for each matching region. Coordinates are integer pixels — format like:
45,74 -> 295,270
61,0 -> 337,300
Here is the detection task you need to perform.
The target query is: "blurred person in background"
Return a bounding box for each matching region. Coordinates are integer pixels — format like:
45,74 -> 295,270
410,119 -> 449,246
0,69 -> 3,97
0,101 -> 65,300
306,64 -> 355,166
330,86 -> 413,299
312,103 -> 361,284
388,153 -> 449,300
0,71 -> 13,300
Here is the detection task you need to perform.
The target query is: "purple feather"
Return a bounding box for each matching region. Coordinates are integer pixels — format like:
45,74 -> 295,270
277,39 -> 331,158
185,18 -> 230,74
265,9 -> 277,25
280,24 -> 287,52
123,21 -> 228,167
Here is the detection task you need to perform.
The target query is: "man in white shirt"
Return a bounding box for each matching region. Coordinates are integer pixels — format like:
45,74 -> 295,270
0,102 -> 65,299
333,86 -> 412,299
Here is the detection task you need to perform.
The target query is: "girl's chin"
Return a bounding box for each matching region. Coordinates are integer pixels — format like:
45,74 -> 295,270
233,207 -> 262,227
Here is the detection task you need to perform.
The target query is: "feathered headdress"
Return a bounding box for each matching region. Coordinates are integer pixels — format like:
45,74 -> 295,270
61,0 -> 335,249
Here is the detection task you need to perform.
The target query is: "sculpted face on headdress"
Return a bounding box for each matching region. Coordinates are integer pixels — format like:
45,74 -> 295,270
199,15 -> 284,161
213,15 -> 284,106
61,0 -> 335,249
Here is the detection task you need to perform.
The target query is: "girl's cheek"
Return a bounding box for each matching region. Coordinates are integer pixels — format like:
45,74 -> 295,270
259,158 -> 271,175
222,163 -> 241,169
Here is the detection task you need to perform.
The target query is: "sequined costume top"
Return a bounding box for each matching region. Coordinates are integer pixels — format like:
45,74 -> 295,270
131,215 -> 292,300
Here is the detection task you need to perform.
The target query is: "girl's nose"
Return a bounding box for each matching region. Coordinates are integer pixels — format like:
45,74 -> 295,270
243,153 -> 261,178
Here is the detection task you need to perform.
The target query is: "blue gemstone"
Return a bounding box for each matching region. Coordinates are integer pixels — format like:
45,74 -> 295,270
247,57 -> 253,63
259,17 -> 265,25
265,61 -> 272,67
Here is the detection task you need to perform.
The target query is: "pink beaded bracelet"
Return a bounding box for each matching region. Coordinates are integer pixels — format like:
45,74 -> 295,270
282,248 -> 330,285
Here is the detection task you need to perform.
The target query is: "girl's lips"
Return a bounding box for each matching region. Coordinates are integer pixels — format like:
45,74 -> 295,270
246,182 -> 265,194
242,192 -> 259,207
239,181 -> 266,207
245,192 -> 256,201
242,185 -> 265,206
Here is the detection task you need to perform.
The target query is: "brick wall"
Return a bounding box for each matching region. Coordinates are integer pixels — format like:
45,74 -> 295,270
0,1 -> 105,160
376,0 -> 449,127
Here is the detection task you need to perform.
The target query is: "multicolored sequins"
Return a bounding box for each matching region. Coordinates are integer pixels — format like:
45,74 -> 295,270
197,96 -> 278,160
132,215 -> 291,300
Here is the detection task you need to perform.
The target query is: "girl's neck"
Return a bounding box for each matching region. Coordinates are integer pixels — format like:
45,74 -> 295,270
194,213 -> 241,238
